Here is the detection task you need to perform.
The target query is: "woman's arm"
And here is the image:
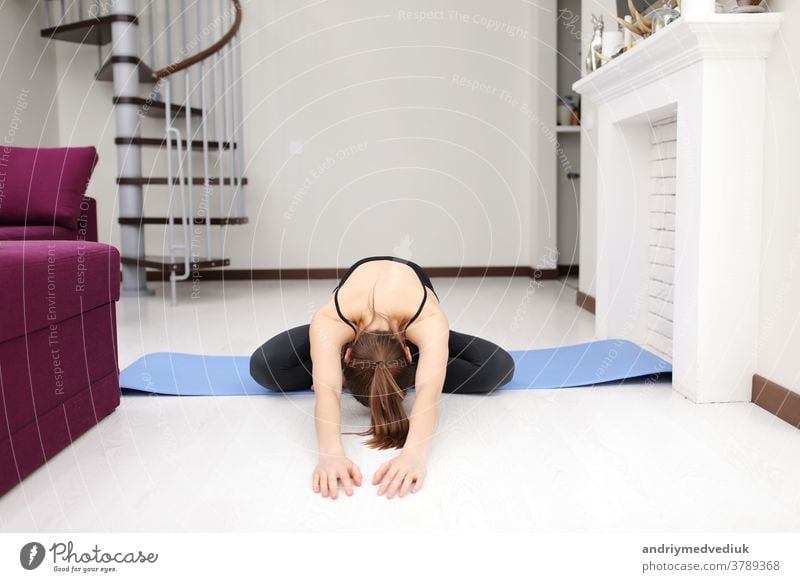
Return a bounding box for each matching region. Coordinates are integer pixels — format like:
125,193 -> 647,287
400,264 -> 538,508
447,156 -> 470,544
401,310 -> 450,461
309,312 -> 364,499
372,311 -> 449,498
309,312 -> 350,455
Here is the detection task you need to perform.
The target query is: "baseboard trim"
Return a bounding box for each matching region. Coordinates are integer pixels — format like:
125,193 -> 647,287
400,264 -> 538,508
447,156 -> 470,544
557,264 -> 579,277
141,265 -> 561,282
752,374 -> 800,430
531,267 -> 560,280
576,290 -> 596,314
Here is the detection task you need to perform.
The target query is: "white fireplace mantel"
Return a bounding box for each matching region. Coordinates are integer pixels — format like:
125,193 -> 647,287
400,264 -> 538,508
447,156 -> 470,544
574,13 -> 783,105
572,13 -> 783,404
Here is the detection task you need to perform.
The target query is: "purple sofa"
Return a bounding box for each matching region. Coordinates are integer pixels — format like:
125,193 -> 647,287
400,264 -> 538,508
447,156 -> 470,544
0,146 -> 121,497
0,146 -> 99,242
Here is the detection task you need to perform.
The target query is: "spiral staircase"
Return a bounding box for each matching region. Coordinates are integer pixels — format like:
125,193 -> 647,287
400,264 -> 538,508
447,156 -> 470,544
41,0 -> 247,303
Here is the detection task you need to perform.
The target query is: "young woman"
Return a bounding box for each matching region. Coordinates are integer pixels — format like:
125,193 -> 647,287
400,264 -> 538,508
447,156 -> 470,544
249,255 -> 515,500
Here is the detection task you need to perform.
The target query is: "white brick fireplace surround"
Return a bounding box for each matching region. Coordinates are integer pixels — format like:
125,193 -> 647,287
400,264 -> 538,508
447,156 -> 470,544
574,10 -> 783,404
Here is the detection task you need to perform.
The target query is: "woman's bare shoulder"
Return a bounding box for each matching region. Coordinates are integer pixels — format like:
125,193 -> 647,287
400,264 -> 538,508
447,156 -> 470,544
310,301 -> 353,347
311,298 -> 342,327
404,307 -> 449,348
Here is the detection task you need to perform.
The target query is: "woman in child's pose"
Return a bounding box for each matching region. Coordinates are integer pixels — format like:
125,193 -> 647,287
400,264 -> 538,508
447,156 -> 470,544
249,256 -> 515,500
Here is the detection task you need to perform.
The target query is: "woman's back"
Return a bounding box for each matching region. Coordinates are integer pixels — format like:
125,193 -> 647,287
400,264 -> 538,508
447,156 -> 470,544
317,257 -> 441,335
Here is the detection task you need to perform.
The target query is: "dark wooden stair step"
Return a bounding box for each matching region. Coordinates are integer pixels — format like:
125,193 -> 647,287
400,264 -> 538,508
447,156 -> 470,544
121,255 -> 230,275
115,137 -> 235,150
119,216 -> 248,226
116,177 -> 247,186
41,14 -> 138,46
96,57 -> 154,82
113,96 -> 203,119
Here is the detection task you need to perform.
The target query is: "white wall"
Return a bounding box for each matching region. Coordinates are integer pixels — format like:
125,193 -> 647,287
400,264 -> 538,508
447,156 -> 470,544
531,0 -> 559,270
556,134 -> 580,265
0,1 -> 61,148
48,0 -> 560,272
242,0 -> 543,270
758,0 -> 800,395
555,0 -> 582,267
556,0 -> 583,98
577,0 -> 616,297
53,42 -> 118,240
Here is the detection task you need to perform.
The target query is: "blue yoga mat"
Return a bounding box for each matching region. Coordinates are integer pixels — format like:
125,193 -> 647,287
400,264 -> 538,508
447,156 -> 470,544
119,339 -> 671,396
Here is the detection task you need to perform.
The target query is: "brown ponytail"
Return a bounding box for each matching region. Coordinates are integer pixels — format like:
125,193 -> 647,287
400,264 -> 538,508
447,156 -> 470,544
340,285 -> 415,450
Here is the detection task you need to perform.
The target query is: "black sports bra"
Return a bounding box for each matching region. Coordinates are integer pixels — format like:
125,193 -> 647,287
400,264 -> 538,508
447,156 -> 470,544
331,256 -> 439,336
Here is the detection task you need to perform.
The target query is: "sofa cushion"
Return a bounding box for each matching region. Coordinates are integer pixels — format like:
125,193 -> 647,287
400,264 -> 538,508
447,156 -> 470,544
0,240 -> 120,344
0,146 -> 98,229
0,225 -> 76,241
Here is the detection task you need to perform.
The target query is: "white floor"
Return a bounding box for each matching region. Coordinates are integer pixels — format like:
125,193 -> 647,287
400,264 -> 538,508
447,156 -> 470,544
2,277 -> 799,532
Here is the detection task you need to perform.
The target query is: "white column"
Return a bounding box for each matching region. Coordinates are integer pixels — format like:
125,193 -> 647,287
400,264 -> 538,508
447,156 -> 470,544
672,57 -> 767,403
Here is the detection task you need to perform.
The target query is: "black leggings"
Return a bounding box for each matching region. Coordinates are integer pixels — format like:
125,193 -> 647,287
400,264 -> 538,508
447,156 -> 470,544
249,324 -> 515,395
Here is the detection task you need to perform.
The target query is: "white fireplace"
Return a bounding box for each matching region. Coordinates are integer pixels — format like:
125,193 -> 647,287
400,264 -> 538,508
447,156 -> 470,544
573,11 -> 783,404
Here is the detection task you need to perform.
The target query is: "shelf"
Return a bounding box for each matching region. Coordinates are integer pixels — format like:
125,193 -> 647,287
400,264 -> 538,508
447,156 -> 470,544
96,56 -> 154,82
41,14 -> 137,46
118,216 -> 248,226
116,177 -> 247,186
112,96 -> 203,119
556,125 -> 581,133
115,137 -> 235,150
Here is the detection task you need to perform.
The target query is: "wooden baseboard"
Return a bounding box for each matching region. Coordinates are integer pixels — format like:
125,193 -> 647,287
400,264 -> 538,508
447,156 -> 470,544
142,265 -> 561,282
531,267 -> 560,280
557,264 -> 579,277
575,290 -> 596,314
752,374 -> 800,430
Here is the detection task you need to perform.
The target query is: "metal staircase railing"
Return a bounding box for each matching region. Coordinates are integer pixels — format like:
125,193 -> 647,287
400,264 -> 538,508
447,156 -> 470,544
41,0 -> 247,304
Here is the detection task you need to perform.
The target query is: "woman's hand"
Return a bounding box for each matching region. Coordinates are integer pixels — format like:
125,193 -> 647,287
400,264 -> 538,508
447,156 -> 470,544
313,453 -> 362,499
372,453 -> 427,498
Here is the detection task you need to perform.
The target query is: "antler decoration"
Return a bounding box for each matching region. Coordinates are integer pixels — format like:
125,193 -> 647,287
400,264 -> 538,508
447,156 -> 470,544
611,14 -> 646,36
610,0 -> 679,40
628,0 -> 653,33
